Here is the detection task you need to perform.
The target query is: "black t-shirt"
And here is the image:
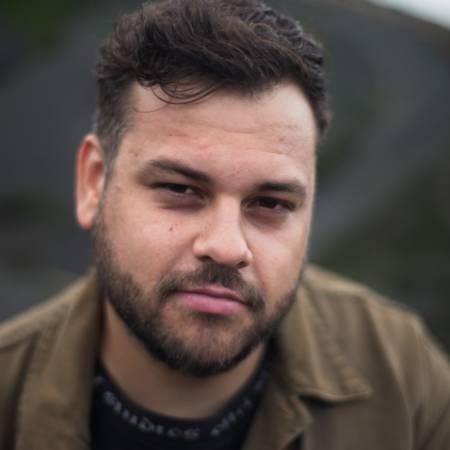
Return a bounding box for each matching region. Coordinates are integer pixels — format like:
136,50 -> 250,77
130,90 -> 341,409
90,360 -> 268,450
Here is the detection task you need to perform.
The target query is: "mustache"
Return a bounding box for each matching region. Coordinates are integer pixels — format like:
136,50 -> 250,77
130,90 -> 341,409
155,261 -> 265,310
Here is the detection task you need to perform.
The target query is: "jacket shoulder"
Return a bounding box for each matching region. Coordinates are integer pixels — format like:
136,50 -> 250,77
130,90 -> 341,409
0,274 -> 95,448
303,266 -> 450,448
301,265 -> 443,367
303,265 -> 424,330
0,275 -> 91,349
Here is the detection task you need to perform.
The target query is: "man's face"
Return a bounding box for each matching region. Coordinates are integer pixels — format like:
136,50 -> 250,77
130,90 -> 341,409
91,82 -> 317,376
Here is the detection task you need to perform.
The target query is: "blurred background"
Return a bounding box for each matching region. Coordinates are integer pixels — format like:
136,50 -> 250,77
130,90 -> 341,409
1,0 -> 449,351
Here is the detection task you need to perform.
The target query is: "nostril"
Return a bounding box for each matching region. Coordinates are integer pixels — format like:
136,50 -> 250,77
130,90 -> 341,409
199,255 -> 214,264
236,260 -> 248,270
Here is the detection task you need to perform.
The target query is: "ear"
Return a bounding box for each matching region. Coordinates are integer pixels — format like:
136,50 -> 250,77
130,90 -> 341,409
75,134 -> 107,230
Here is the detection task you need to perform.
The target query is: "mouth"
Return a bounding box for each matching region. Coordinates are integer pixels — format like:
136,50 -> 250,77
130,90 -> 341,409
174,286 -> 247,316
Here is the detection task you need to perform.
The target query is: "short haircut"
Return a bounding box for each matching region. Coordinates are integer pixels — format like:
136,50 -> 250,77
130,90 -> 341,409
94,0 -> 331,162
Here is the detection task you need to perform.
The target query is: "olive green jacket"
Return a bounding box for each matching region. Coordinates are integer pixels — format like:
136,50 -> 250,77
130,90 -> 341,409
1,267 -> 449,450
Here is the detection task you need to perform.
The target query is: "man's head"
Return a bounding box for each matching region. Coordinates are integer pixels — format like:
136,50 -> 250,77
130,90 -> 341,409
76,0 -> 328,377
94,0 -> 330,165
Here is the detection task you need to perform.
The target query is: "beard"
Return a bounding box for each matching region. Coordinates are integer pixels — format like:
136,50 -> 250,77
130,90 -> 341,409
94,214 -> 305,377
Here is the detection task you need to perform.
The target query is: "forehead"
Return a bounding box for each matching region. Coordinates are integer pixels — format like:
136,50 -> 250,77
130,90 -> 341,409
117,82 -> 317,181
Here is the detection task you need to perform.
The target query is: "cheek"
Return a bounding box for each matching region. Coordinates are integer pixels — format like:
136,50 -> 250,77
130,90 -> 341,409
103,193 -> 192,278
250,228 -> 309,302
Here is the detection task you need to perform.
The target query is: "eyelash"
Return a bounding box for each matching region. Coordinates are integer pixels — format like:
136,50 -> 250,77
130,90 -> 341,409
156,183 -> 198,196
154,183 -> 295,212
250,197 -> 294,212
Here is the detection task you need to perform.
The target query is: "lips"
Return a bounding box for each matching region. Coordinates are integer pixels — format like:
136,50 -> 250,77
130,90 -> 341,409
183,286 -> 245,303
174,286 -> 247,316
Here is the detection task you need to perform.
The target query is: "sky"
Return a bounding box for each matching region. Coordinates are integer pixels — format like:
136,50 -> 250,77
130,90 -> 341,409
370,0 -> 450,28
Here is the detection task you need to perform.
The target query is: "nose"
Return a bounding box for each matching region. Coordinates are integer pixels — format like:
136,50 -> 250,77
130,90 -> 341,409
193,200 -> 253,269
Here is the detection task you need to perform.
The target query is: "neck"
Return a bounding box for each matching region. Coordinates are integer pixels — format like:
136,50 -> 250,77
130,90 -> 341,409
100,301 -> 265,419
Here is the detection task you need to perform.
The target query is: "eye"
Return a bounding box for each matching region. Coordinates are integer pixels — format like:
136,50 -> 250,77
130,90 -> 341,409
250,197 -> 294,212
152,183 -> 206,209
156,183 -> 197,196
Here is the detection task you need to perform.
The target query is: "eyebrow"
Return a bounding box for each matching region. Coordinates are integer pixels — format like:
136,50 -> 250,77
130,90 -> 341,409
255,181 -> 306,198
143,158 -> 212,184
141,158 -> 307,198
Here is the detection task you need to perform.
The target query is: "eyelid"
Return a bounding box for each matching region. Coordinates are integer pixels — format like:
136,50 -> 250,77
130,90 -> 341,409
248,196 -> 297,211
153,182 -> 195,192
152,182 -> 207,201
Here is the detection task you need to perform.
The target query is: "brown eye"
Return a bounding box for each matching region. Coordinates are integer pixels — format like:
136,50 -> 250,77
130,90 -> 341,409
252,197 -> 294,211
157,183 -> 196,195
152,183 -> 206,210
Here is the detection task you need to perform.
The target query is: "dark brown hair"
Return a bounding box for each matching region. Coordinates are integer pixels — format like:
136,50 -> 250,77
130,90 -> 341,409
95,0 -> 330,161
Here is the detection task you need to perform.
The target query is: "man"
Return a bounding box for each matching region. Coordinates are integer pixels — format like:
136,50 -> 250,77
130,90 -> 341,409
0,0 -> 449,449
